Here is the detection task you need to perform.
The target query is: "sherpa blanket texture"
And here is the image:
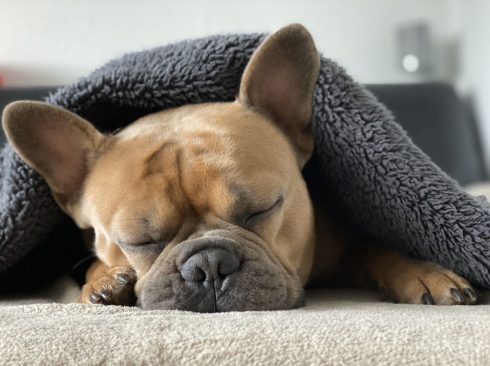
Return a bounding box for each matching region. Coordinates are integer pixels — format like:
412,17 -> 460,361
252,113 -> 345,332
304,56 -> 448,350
1,32 -> 490,288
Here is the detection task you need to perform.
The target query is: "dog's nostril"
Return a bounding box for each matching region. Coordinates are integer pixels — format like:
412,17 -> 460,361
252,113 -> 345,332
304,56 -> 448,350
181,267 -> 206,282
180,248 -> 240,283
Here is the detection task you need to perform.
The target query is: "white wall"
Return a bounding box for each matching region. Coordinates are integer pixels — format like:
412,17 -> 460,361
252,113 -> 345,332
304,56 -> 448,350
0,0 -> 456,86
459,0 -> 490,165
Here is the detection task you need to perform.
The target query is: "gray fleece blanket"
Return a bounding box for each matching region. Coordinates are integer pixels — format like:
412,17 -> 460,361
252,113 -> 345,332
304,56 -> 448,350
1,32 -> 490,288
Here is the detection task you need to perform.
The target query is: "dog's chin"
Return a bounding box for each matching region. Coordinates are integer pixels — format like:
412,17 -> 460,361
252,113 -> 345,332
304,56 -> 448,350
135,239 -> 305,312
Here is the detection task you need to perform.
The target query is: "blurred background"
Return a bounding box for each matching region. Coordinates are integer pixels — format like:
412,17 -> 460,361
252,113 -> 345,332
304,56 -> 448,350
1,0 -> 490,185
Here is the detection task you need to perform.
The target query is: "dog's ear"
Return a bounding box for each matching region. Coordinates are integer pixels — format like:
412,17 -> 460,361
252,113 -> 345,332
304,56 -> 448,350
238,23 -> 320,167
2,101 -> 104,214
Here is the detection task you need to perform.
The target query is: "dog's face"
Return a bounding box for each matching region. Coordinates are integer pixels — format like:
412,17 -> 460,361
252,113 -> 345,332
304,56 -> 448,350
3,24 -> 320,311
83,101 -> 316,311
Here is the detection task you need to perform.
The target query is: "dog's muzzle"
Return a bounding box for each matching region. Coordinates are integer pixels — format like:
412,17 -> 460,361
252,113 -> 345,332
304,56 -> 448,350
137,235 -> 304,312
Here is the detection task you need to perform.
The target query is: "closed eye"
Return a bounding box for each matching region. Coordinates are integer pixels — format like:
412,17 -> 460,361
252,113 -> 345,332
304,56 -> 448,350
118,241 -> 167,252
245,195 -> 284,224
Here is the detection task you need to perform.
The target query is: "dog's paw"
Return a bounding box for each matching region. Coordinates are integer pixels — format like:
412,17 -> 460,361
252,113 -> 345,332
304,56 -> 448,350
378,261 -> 478,305
78,266 -> 137,306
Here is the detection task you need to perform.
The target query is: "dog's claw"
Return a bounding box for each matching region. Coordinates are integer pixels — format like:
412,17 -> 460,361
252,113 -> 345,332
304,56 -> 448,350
421,293 -> 434,305
450,288 -> 465,304
100,289 -> 112,302
117,273 -> 129,284
89,292 -> 101,303
464,288 -> 477,302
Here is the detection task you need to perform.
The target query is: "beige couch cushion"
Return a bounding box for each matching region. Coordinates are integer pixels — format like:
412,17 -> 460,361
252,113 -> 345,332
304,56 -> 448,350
1,279 -> 489,365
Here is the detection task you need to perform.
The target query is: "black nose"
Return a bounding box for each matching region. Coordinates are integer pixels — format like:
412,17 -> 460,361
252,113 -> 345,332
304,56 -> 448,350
180,248 -> 240,283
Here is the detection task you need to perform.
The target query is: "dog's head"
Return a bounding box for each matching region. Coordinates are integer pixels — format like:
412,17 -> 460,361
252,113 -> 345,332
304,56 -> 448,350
3,24 -> 320,312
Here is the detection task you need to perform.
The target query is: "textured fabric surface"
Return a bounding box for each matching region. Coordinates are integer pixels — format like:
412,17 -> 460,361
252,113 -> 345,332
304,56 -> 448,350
0,146 -> 64,272
1,288 -> 490,365
1,32 -> 490,288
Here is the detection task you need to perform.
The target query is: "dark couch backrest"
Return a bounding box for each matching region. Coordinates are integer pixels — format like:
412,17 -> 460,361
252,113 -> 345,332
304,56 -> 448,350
367,83 -> 486,185
0,87 -> 56,146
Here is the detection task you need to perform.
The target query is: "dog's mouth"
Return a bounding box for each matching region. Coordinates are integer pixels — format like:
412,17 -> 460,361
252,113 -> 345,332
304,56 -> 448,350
135,235 -> 305,312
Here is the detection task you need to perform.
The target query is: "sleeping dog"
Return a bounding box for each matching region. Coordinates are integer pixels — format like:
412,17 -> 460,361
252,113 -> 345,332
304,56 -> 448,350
2,24 -> 478,311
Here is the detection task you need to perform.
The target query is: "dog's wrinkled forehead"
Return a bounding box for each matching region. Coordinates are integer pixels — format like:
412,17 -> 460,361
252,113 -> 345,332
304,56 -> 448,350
83,102 -> 296,232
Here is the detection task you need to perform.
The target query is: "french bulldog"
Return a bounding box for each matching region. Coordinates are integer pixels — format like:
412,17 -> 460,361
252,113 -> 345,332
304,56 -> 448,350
2,24 -> 478,311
